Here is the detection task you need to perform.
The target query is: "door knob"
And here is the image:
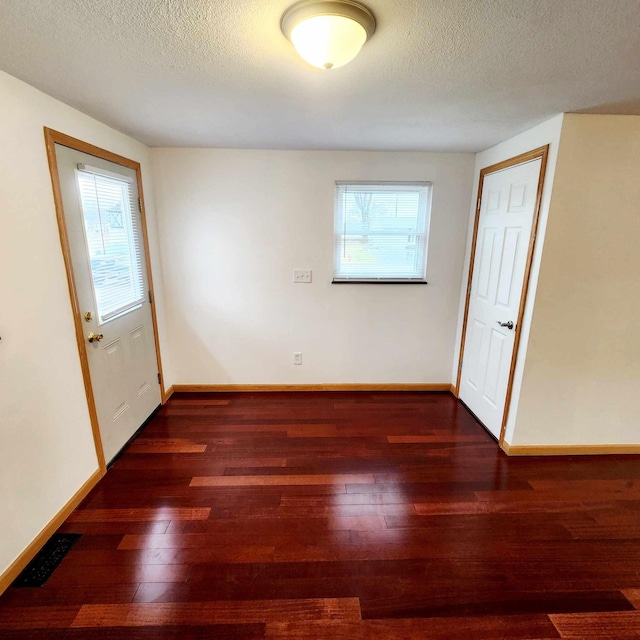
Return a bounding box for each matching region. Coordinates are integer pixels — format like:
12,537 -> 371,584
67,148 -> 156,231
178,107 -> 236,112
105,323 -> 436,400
496,321 -> 514,330
88,332 -> 104,343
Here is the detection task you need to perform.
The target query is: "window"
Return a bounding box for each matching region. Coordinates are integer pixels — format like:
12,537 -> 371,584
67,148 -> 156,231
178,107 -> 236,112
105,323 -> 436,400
333,182 -> 432,283
76,165 -> 145,323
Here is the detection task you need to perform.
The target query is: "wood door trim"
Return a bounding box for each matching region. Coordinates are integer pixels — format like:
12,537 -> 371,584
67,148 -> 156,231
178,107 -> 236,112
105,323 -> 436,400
0,467 -> 103,596
44,129 -> 106,471
454,145 -> 550,450
43,128 -> 166,472
172,383 -> 452,393
134,168 -> 167,404
499,147 -> 549,447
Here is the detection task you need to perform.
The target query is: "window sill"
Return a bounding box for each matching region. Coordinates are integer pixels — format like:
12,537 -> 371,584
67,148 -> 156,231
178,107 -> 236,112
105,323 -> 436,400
332,280 -> 428,285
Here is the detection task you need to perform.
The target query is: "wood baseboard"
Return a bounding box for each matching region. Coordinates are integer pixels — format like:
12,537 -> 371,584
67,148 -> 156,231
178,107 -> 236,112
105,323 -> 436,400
502,442 -> 640,456
172,383 -> 452,393
162,385 -> 175,403
0,467 -> 104,596
449,384 -> 458,397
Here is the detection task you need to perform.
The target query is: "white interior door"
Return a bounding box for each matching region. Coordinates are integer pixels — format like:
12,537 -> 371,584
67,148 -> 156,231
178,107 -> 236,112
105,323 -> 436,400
459,158 -> 542,439
55,144 -> 161,463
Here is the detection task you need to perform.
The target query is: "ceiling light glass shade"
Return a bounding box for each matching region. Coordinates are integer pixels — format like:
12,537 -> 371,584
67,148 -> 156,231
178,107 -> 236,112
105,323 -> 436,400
281,1 -> 376,70
291,15 -> 366,69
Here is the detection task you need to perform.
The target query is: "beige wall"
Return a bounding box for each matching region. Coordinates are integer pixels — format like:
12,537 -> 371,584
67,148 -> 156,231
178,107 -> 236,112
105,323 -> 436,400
152,148 -> 475,385
0,71 -> 170,578
511,114 -> 640,445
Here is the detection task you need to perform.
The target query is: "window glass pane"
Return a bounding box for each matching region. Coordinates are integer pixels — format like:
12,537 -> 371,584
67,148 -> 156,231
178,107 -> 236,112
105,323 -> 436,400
77,170 -> 145,322
334,183 -> 431,282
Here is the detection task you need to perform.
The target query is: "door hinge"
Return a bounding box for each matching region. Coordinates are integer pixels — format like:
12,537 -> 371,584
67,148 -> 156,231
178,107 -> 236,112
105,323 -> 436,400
477,196 -> 481,210
138,197 -> 143,213
148,289 -> 153,304
467,283 -> 472,296
459,360 -> 463,370
157,372 -> 162,385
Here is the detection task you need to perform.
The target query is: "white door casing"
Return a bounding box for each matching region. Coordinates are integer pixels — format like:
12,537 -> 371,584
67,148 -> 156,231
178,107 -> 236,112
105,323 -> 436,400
54,143 -> 161,463
459,156 -> 544,440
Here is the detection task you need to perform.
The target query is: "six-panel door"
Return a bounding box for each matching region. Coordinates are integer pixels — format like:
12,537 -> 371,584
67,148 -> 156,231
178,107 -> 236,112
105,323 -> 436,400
459,159 -> 541,439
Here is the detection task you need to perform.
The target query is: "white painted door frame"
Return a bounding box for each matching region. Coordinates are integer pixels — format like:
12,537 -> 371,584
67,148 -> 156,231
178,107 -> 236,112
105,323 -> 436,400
455,145 -> 549,448
44,128 -> 166,471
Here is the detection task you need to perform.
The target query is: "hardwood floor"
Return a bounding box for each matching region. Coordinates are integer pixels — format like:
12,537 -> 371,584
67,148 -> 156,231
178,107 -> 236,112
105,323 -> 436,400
2,391 -> 640,638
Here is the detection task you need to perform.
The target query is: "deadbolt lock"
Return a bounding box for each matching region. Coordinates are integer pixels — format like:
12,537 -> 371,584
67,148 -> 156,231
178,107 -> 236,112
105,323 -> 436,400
84,311 -> 93,322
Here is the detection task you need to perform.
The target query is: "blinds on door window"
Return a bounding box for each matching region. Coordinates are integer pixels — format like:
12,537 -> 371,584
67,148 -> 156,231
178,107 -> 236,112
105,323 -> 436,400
333,182 -> 432,282
76,165 -> 145,323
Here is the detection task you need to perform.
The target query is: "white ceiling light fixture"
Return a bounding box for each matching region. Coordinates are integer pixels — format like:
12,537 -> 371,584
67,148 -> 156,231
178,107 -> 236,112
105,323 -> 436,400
281,0 -> 376,70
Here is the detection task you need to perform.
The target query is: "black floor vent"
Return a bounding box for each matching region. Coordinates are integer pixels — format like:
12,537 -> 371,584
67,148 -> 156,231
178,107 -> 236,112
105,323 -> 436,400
13,533 -> 82,588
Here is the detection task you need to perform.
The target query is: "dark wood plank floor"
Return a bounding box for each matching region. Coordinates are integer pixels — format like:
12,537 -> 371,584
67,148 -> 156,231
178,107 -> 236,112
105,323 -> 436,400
2,391 -> 640,638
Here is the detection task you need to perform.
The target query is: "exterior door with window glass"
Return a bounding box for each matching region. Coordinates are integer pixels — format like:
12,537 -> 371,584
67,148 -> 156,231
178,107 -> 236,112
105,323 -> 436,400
54,144 -> 161,463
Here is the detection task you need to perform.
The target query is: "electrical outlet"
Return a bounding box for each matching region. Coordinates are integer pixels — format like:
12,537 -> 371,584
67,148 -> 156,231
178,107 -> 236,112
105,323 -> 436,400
293,269 -> 312,283
293,352 -> 302,365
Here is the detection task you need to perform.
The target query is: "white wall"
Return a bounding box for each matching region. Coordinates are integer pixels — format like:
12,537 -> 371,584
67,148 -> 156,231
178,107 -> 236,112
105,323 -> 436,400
452,115 -> 564,443
152,149 -> 475,385
0,71 -> 170,578
511,114 -> 640,445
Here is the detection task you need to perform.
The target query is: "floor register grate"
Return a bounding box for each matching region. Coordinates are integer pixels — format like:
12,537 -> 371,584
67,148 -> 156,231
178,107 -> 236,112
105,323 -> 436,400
12,533 -> 82,588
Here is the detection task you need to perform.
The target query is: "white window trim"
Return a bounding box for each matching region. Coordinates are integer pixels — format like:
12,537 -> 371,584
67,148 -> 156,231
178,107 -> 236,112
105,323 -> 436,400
333,181 -> 432,284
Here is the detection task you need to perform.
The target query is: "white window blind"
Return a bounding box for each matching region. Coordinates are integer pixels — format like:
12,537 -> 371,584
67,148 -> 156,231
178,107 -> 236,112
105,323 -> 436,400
333,182 -> 431,282
76,165 -> 145,323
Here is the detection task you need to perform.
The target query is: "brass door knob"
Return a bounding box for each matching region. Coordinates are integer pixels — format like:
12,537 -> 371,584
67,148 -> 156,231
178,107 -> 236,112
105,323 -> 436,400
88,332 -> 104,343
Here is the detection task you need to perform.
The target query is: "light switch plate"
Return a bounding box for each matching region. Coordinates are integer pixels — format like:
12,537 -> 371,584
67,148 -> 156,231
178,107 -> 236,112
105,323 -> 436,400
293,269 -> 312,283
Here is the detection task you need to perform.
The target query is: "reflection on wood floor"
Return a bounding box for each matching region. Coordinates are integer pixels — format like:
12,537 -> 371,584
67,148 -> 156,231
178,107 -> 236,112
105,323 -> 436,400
2,391 -> 640,638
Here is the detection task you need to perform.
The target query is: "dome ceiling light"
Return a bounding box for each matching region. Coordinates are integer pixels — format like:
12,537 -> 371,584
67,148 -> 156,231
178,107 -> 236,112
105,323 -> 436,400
281,0 -> 376,70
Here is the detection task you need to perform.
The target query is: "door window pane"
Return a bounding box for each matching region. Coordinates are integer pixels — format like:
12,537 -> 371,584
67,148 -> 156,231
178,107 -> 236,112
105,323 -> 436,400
76,168 -> 145,323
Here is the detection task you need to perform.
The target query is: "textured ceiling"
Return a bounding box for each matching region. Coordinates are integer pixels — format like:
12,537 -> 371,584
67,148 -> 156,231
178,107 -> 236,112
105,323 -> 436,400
1,0 -> 639,151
